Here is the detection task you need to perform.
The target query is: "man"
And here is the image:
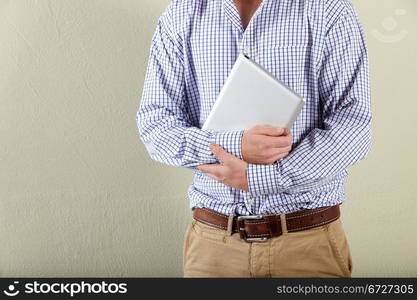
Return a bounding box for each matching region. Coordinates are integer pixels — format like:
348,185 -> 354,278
137,0 -> 371,278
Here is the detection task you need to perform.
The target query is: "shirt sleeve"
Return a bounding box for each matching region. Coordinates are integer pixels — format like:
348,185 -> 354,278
246,7 -> 372,196
136,5 -> 243,170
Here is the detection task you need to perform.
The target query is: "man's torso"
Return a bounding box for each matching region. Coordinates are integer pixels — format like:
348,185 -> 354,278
165,0 -> 352,215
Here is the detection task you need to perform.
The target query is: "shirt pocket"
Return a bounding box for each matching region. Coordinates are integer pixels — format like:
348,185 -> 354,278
255,44 -> 311,97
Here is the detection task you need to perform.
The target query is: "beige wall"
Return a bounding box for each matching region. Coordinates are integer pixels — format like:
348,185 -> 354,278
0,0 -> 416,277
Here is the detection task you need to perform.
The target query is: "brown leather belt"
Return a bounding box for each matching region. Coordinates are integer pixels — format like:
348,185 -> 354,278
192,204 -> 340,242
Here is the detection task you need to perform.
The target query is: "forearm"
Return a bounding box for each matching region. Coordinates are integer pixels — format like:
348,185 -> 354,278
137,109 -> 243,169
246,119 -> 371,195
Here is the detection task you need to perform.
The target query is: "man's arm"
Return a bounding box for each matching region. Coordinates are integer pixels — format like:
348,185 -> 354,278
137,4 -> 291,170
136,4 -> 243,169
246,6 -> 372,196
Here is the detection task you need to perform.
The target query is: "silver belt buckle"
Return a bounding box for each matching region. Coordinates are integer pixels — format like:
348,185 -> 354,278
237,215 -> 268,242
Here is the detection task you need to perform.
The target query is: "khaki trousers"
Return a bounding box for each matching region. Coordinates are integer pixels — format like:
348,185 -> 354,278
182,217 -> 353,278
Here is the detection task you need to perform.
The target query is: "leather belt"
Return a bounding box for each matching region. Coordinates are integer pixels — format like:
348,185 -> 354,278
192,204 -> 340,242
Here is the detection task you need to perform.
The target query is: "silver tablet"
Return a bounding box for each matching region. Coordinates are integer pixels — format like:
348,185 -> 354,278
202,53 -> 305,133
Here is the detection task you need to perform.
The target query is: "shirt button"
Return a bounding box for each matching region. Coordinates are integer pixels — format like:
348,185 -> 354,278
248,199 -> 254,205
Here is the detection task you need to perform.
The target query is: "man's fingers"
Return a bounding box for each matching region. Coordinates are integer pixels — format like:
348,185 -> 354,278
197,164 -> 221,175
263,134 -> 293,148
273,152 -> 290,161
267,145 -> 292,156
197,164 -> 224,181
209,144 -> 235,163
251,125 -> 286,137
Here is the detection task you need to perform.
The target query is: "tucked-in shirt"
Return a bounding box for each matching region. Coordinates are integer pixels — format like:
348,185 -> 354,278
136,0 -> 372,216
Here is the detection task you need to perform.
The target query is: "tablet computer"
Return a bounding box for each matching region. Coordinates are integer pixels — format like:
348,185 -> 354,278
202,53 -> 305,133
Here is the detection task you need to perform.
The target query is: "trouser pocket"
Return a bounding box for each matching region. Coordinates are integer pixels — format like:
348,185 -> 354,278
182,221 -> 194,274
325,218 -> 353,277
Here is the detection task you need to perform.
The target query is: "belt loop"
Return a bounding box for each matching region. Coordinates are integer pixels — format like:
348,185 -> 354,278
226,216 -> 234,236
280,213 -> 288,234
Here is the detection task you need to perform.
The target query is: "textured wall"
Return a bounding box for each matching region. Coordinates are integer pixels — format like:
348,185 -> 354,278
0,0 -> 416,277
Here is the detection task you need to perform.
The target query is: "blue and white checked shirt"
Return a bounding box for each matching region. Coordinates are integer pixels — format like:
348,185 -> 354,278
137,0 -> 372,216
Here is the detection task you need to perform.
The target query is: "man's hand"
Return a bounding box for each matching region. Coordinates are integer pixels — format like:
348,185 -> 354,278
242,125 -> 292,165
197,144 -> 249,191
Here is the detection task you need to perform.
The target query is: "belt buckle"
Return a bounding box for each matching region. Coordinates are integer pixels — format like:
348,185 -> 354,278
237,215 -> 268,243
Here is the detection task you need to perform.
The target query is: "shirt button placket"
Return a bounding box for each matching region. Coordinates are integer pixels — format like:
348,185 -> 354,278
242,192 -> 253,214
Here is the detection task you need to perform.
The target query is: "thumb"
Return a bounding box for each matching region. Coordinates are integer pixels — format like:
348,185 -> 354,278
209,144 -> 236,163
251,125 -> 285,136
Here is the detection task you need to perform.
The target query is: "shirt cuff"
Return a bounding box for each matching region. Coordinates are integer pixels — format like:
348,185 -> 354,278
210,130 -> 244,160
247,163 -> 281,196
